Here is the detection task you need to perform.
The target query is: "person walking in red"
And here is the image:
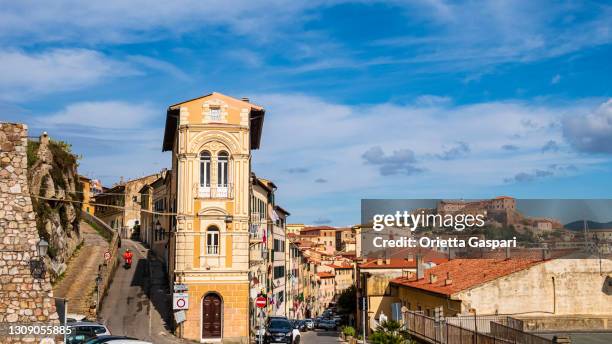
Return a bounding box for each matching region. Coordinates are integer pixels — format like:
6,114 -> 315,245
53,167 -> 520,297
123,248 -> 133,268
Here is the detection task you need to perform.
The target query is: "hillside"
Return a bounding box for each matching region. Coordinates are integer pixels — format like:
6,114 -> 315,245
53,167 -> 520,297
27,133 -> 83,282
565,220 -> 612,231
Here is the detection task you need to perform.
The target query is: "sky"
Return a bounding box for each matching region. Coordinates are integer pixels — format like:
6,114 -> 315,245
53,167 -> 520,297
1,0 -> 612,226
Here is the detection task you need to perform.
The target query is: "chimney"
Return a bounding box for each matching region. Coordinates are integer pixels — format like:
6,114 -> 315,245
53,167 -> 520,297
542,248 -> 550,260
444,272 -> 453,286
429,273 -> 438,284
505,246 -> 511,260
385,258 -> 391,265
416,255 -> 424,280
449,248 -> 456,260
377,258 -> 383,265
242,97 -> 250,102
407,253 -> 414,261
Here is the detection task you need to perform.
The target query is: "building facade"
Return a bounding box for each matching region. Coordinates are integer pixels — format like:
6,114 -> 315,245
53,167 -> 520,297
162,92 -> 265,343
95,174 -> 159,238
139,169 -> 173,266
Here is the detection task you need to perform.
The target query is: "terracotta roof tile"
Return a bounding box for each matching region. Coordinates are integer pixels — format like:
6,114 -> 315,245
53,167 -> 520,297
390,258 -> 543,296
317,272 -> 335,278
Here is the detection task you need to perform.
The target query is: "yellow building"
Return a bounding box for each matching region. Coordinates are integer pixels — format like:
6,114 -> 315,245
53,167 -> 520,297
79,175 -> 93,215
162,92 -> 265,343
286,223 -> 304,235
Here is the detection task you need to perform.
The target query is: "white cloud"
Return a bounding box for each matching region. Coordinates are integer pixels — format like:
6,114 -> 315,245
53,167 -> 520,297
0,1 -> 325,45
41,101 -> 158,129
551,74 -> 561,84
373,1 -> 612,72
0,49 -> 134,100
252,93 -> 605,206
563,99 -> 612,153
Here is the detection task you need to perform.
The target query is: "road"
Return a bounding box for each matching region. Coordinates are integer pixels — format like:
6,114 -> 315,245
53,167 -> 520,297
53,221 -> 109,316
98,239 -> 183,343
301,329 -> 341,344
539,332 -> 612,344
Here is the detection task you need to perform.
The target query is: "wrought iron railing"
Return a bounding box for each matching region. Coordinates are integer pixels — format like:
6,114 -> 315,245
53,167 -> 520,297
197,184 -> 233,199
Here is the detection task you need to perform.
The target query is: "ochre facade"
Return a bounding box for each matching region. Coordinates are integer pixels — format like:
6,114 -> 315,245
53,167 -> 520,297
163,92 -> 265,343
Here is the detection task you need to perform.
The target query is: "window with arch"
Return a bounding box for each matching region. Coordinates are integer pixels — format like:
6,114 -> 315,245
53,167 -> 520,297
206,225 -> 220,255
217,151 -> 229,187
200,151 -> 211,187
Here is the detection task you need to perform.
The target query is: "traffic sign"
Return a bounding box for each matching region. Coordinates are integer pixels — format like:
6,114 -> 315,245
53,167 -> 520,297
173,293 -> 189,310
255,296 -> 267,308
174,283 -> 188,292
104,251 -> 111,261
175,310 -> 186,324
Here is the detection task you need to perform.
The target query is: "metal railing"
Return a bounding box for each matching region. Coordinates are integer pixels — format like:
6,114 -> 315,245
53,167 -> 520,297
249,223 -> 265,241
402,311 -> 551,344
445,315 -> 513,333
197,184 -> 234,199
490,322 -> 551,344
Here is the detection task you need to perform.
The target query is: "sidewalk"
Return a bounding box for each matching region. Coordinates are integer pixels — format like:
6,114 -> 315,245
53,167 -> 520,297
53,220 -> 109,317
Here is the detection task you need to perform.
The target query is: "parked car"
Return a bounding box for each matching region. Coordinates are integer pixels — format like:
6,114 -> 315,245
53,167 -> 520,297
84,336 -> 152,344
293,320 -> 307,332
317,319 -> 337,331
66,322 -> 111,343
304,319 -> 314,330
265,317 -> 300,344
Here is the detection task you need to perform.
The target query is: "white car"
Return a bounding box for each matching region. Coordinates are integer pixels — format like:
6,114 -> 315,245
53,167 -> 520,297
304,319 -> 314,330
84,335 -> 152,343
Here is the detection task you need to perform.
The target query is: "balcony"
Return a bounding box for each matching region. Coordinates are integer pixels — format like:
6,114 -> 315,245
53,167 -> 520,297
249,223 -> 265,244
198,184 -> 233,199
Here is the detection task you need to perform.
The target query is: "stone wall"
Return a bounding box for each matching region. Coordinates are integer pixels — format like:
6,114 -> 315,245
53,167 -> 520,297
0,123 -> 59,341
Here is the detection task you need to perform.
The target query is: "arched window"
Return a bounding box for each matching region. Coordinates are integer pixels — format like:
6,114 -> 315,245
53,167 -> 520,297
206,226 -> 220,255
200,151 -> 211,187
217,151 -> 229,187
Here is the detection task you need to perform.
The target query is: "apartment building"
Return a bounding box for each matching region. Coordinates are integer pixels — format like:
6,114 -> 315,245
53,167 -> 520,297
162,92 -> 265,342
95,173 -> 159,238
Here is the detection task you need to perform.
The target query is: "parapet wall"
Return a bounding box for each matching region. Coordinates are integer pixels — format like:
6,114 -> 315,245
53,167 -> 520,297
0,123 -> 59,334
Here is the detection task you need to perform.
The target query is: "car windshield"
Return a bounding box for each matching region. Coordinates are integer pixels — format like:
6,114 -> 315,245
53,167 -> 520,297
269,319 -> 291,330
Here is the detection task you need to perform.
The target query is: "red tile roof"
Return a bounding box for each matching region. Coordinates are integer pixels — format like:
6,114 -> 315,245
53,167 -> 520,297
359,257 -> 448,269
390,258 -> 542,296
326,263 -> 353,269
317,272 -> 335,278
301,226 -> 336,232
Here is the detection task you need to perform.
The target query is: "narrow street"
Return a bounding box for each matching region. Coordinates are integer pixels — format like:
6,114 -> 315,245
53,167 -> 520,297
98,239 -> 183,344
53,221 -> 109,316
301,329 -> 341,344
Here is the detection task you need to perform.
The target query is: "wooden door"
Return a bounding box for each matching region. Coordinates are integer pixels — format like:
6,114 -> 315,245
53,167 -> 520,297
202,294 -> 222,338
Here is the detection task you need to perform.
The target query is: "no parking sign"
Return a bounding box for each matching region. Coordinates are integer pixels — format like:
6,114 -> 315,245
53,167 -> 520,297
173,292 -> 189,310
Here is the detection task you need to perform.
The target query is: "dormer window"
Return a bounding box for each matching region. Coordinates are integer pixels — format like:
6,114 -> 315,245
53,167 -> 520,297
210,107 -> 221,121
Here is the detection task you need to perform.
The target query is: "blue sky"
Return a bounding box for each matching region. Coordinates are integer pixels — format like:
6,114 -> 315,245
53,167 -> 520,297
2,1 -> 612,225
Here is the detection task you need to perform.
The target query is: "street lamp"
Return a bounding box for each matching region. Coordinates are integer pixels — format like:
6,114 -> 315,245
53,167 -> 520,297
37,239 -> 49,257
30,239 -> 49,279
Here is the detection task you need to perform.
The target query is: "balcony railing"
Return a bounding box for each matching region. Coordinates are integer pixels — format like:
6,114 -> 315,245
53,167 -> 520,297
206,245 -> 219,255
250,223 -> 265,242
198,184 -> 233,199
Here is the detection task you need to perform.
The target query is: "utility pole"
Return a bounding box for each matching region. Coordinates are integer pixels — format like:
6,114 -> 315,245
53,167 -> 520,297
362,296 -> 367,343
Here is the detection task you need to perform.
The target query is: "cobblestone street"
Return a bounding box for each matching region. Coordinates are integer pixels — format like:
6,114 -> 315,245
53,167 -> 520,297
52,220 -> 109,317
